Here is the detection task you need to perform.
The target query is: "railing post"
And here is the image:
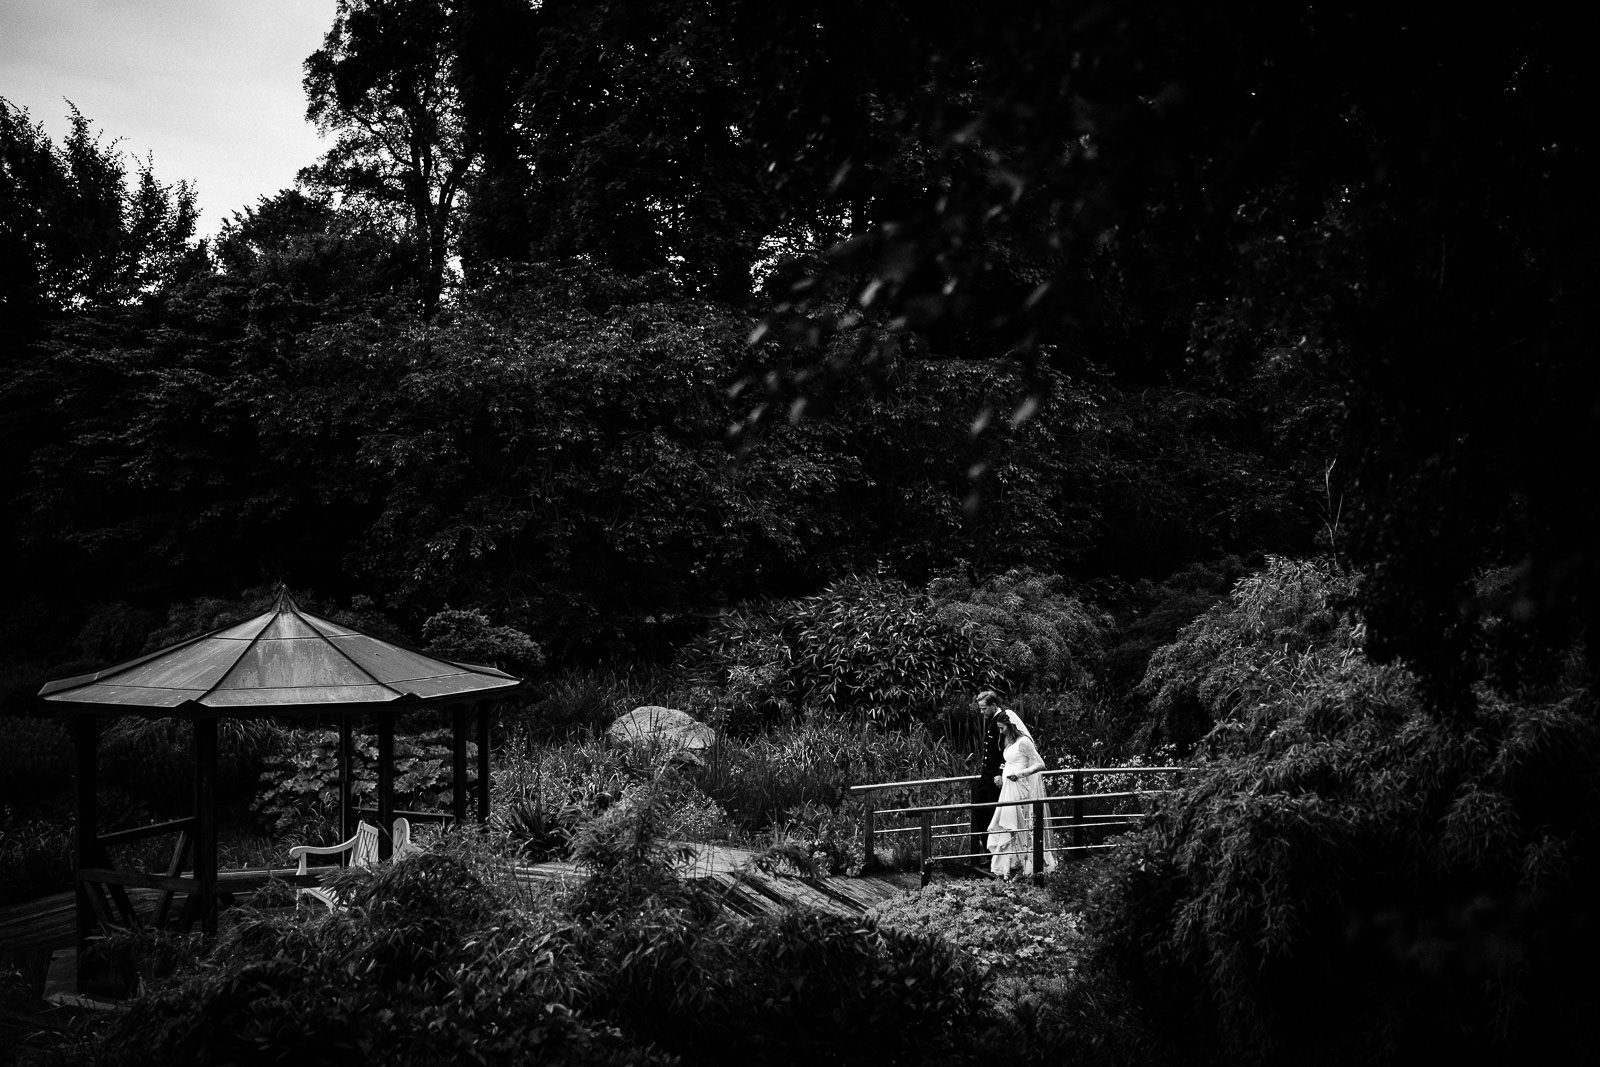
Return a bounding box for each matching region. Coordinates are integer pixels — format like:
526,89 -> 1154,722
451,705 -> 469,827
919,812 -> 934,887
193,716 -> 218,937
475,700 -> 492,826
377,714 -> 395,861
862,794 -> 876,868
1072,770 -> 1085,852
1032,797 -> 1045,880
339,713 -> 354,844
71,715 -> 98,990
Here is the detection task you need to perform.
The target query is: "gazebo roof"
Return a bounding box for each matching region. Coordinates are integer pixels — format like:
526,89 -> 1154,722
39,591 -> 521,715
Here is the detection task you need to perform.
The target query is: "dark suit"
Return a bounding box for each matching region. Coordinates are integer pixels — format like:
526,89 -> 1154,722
970,714 -> 1004,865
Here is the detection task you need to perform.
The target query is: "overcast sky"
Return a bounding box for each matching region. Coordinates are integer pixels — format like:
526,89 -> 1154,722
1,0 -> 336,237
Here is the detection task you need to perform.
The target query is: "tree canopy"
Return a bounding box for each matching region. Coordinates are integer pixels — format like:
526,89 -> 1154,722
3,1 -> 1595,715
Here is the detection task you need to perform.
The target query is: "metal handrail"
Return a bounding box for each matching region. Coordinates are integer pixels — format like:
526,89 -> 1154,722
353,806 -> 455,824
847,766 -> 1185,794
855,765 -> 1188,885
874,789 -> 1159,819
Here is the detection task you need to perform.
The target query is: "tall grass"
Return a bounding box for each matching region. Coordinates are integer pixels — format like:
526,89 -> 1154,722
490,709 -> 974,865
690,719 -> 968,832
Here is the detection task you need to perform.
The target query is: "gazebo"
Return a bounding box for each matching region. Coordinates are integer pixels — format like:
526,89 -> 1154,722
36,589 -> 523,990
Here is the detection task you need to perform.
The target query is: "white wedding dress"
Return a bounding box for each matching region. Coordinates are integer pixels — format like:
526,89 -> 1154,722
985,735 -> 1057,877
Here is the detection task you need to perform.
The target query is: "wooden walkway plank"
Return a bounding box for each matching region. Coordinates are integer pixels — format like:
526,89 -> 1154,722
0,890 -> 82,952
701,872 -> 785,918
510,861 -> 582,886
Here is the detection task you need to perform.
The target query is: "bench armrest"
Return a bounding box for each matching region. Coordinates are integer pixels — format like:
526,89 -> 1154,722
289,833 -> 362,874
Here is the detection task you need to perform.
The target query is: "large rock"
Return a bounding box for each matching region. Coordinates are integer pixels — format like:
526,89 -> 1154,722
606,705 -> 716,754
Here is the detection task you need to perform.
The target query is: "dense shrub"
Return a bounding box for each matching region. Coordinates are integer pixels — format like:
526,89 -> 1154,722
1099,556 -> 1254,693
783,575 -> 982,723
681,609 -> 796,737
1471,565 -> 1587,699
870,878 -> 1082,988
1135,556 -> 1357,751
754,799 -> 868,876
692,720 -> 966,832
930,568 -> 1114,693
495,717 -> 965,862
85,782 -> 991,1067
692,910 -> 989,1066
875,863 -> 1182,1067
1087,656 -> 1600,1064
694,575 -> 991,727
82,847 -> 654,1067
495,736 -> 632,808
688,569 -> 1121,744
571,785 -> 990,1065
421,607 -> 545,673
493,734 -> 735,857
1003,688 -> 1125,762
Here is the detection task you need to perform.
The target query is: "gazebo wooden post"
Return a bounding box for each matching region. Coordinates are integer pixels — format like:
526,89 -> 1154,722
376,713 -> 395,860
70,715 -> 98,976
451,705 -> 469,826
192,716 -> 219,936
338,713 -> 354,844
475,700 -> 491,825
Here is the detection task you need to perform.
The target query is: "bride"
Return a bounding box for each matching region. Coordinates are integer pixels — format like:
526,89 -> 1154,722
984,702 -> 1057,877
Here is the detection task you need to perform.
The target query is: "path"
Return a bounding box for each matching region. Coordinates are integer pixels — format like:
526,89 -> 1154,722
512,843 -> 920,918
0,843 -> 918,962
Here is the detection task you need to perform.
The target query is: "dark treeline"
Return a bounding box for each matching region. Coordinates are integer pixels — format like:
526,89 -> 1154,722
8,3 -> 1598,727
10,1 -> 1592,708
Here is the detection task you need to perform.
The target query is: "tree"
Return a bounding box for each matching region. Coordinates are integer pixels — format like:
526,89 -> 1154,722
0,99 -> 199,340
728,4 -> 1600,709
469,0 -> 785,303
0,100 -> 203,646
212,187 -> 421,313
302,0 -> 476,314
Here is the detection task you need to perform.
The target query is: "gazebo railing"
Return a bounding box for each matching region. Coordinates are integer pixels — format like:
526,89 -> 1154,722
353,806 -> 457,825
77,808 -> 346,942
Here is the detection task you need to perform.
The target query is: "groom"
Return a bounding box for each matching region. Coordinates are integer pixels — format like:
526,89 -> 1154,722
970,691 -> 1005,867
